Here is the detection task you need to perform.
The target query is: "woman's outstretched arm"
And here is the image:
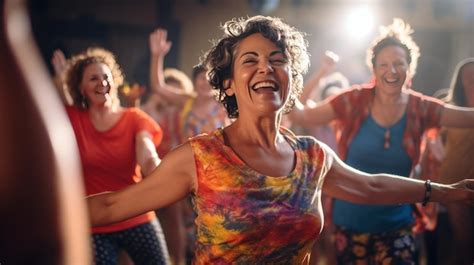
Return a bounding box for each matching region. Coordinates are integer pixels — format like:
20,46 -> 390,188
322,145 -> 474,206
440,104 -> 474,128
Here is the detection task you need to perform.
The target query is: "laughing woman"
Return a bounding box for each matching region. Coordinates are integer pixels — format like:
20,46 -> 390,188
290,19 -> 474,264
56,47 -> 171,265
87,16 -> 474,264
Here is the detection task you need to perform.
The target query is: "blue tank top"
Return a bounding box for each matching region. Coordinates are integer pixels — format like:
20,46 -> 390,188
332,113 -> 414,233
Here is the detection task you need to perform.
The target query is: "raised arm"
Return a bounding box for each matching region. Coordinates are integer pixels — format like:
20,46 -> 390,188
87,142 -> 196,226
288,51 -> 340,126
300,51 -> 338,104
290,98 -> 338,126
149,28 -> 193,106
440,104 -> 474,128
51,49 -> 73,105
322,145 -> 474,206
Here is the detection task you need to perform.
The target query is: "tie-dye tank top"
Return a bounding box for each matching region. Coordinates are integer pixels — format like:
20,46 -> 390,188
189,127 -> 330,264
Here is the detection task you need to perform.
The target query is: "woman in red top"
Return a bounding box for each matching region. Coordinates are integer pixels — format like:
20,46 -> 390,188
53,47 -> 170,265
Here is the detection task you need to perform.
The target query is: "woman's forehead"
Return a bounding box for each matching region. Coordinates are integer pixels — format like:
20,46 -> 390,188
84,62 -> 111,73
234,33 -> 283,56
375,45 -> 407,61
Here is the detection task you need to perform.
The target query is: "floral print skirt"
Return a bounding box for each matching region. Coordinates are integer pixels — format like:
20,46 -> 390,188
334,225 -> 416,265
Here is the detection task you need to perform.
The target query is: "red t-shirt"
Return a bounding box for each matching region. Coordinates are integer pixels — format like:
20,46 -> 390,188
66,106 -> 162,233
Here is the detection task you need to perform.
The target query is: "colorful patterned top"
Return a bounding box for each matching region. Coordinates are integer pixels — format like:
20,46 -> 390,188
181,98 -> 229,142
189,127 -> 330,264
329,84 -> 445,166
180,98 -> 230,259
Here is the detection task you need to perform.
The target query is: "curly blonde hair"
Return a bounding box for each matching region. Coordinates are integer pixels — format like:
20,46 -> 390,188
65,47 -> 124,109
202,15 -> 310,118
366,18 -> 420,78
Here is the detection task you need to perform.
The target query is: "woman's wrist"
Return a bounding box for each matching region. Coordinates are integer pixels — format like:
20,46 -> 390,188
429,181 -> 454,204
422,179 -> 431,206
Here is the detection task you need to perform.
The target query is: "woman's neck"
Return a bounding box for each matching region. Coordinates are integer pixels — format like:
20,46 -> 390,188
89,101 -> 113,113
373,88 -> 406,105
371,88 -> 408,128
225,114 -> 282,149
88,101 -> 120,120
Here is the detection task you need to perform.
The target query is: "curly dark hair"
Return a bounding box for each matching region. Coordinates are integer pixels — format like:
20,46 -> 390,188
65,47 -> 124,109
202,15 -> 310,118
366,18 -> 420,78
445,58 -> 474,107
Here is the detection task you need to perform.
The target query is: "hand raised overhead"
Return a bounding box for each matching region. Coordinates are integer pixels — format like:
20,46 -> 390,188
149,28 -> 172,57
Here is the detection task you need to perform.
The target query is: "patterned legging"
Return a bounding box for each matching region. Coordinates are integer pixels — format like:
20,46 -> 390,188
92,220 -> 170,265
334,226 -> 416,265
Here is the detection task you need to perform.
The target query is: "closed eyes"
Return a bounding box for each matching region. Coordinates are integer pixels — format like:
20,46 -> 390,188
241,57 -> 288,66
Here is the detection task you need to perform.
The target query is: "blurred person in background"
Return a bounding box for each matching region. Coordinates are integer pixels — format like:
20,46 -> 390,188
52,47 -> 171,265
437,57 -> 474,265
290,19 -> 474,264
148,28 -> 230,264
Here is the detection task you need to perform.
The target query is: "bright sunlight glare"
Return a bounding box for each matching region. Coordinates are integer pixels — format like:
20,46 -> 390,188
344,5 -> 375,39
